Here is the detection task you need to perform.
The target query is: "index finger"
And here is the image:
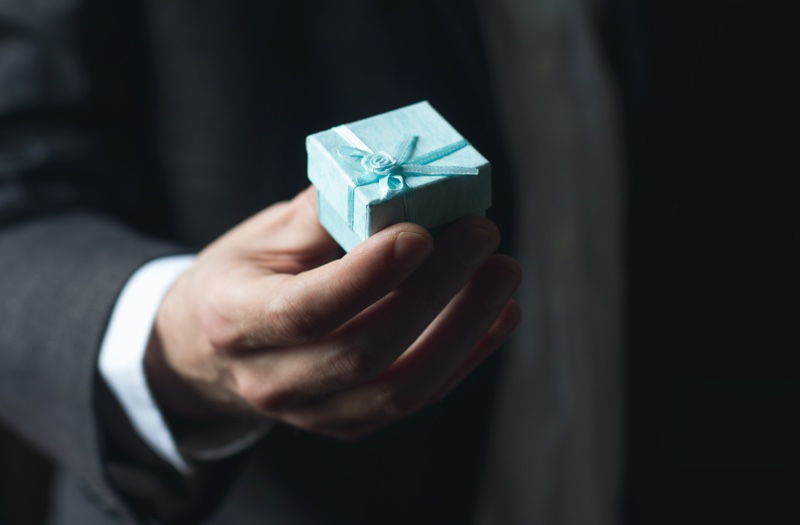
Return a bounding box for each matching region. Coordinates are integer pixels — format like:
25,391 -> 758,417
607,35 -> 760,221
244,223 -> 434,348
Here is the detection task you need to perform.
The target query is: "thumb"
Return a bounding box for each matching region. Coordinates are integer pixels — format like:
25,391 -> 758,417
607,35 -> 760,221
221,185 -> 339,274
270,185 -> 339,255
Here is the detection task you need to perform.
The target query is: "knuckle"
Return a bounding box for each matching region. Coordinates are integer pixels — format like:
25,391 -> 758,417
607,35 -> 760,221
326,348 -> 383,385
238,378 -> 290,414
199,303 -> 247,354
268,294 -> 321,343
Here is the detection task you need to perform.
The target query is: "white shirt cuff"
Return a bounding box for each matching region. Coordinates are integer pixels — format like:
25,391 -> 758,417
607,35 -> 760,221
98,255 -> 269,475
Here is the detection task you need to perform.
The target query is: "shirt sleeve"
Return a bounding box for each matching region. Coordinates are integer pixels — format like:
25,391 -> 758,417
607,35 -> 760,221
98,255 -> 271,476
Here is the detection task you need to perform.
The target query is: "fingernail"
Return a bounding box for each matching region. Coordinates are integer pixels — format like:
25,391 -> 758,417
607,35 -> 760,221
393,232 -> 432,270
457,225 -> 497,267
484,271 -> 521,310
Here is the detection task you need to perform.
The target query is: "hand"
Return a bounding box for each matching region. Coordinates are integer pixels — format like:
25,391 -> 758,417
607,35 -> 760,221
146,186 -> 521,440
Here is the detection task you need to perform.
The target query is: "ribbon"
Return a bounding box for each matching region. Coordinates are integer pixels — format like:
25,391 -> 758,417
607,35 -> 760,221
333,125 -> 479,233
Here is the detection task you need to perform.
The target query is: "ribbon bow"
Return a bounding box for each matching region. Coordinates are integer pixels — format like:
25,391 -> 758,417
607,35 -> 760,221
333,125 -> 479,232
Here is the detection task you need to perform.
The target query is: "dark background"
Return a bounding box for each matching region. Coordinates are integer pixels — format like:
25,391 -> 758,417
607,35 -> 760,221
609,0 -> 800,523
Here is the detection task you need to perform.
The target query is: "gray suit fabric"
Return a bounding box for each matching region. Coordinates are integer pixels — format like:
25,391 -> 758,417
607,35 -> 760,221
0,1 -> 513,523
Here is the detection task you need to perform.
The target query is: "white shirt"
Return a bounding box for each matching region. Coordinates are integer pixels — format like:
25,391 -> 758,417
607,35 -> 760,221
98,255 -> 268,475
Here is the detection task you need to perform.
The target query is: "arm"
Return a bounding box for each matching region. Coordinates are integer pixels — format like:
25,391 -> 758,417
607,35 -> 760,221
0,2 -> 193,520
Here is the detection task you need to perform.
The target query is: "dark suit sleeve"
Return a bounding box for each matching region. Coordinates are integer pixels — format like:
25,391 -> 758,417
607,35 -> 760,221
0,3 -> 235,523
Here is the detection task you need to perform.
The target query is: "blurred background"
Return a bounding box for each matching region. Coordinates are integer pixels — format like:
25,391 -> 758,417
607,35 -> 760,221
620,1 -> 798,523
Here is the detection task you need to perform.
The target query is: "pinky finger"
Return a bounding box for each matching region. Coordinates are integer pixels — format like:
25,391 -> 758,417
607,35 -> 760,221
429,299 -> 521,404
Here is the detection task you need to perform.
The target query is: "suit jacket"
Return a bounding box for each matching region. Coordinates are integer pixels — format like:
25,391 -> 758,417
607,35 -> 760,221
0,1 -> 515,523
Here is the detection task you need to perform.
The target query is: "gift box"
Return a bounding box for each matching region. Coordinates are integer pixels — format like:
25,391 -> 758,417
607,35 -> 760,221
306,101 -> 491,252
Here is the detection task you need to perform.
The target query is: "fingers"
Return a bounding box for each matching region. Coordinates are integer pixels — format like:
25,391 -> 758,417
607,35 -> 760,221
218,216 -> 509,418
430,299 -> 521,403
205,212 -> 518,434
276,297 -> 520,438
266,186 -> 340,258
286,218 -> 505,392
281,254 -> 521,430
232,222 -> 434,349
319,217 -> 501,368
383,255 -> 522,391
215,186 -> 340,274
229,215 -> 501,353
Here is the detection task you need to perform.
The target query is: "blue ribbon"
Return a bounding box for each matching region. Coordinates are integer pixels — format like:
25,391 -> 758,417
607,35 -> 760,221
334,129 -> 479,233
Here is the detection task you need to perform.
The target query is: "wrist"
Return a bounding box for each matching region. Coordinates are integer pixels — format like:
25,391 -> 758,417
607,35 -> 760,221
144,326 -> 217,421
145,328 -> 270,460
145,272 -> 261,424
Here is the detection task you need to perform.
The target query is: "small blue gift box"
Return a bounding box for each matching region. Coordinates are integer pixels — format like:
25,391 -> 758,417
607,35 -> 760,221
306,101 -> 491,252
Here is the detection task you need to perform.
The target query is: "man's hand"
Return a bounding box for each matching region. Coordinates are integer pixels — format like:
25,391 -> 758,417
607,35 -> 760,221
146,186 -> 521,440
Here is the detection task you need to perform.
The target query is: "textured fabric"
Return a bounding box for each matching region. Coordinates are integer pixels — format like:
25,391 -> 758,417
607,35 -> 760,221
0,213 -> 182,515
476,0 -> 623,524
